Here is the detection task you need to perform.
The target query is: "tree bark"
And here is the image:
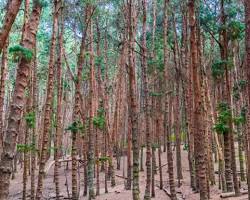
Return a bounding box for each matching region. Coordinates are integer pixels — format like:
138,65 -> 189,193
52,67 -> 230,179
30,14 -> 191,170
127,1 -> 139,199
54,3 -> 63,198
88,4 -> 95,199
0,41 -> 8,155
141,1 -> 151,199
245,1 -> 250,199
0,0 -> 22,52
36,1 -> 59,199
188,0 -> 208,199
0,2 -> 42,199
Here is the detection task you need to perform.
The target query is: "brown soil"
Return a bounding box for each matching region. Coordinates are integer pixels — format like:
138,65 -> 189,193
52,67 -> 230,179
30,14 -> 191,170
8,146 -> 248,200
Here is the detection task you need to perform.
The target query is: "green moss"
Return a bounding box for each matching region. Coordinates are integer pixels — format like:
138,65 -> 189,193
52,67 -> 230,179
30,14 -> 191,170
9,45 -> 33,62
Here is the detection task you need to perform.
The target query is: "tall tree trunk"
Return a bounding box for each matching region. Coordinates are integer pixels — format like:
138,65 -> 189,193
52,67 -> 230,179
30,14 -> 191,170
71,4 -> 89,199
127,1 -> 139,199
36,1 -> 59,199
22,69 -> 33,200
54,4 -> 63,198
0,41 -> 8,154
173,15 -> 183,186
245,1 -> 250,199
163,1 -> 177,199
30,46 -> 37,200
88,4 -> 95,199
188,0 -> 208,199
0,0 -> 22,52
0,2 -> 42,199
220,0 -> 240,194
141,0 -> 151,199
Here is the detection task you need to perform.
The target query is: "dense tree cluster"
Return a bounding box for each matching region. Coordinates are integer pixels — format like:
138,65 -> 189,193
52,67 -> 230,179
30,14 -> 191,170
0,0 -> 250,200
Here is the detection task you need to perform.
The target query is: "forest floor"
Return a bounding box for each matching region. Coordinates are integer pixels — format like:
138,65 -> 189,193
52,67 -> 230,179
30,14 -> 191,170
9,145 -> 249,200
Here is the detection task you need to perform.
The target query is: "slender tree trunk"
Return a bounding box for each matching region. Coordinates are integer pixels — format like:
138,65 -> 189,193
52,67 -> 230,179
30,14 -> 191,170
167,95 -> 177,200
141,1 -> 151,199
245,1 -> 250,199
127,1 -> 139,199
0,0 -> 22,52
36,1 -> 59,199
0,41 -> 8,154
0,2 -> 42,198
220,0 -> 240,194
54,4 -> 63,198
30,46 -> 37,200
173,15 -> 183,186
188,0 -> 208,199
88,5 -> 95,199
163,1 -> 177,199
71,4 -> 89,199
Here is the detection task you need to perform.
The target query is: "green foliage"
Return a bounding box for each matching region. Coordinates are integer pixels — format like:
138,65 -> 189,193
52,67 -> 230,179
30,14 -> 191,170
151,143 -> 160,149
98,156 -> 110,163
149,91 -> 162,97
200,2 -> 218,33
9,45 -> 33,62
183,143 -> 188,151
211,59 -> 233,80
63,80 -> 71,91
25,111 -> 36,128
37,0 -> 48,7
95,56 -> 104,66
233,79 -> 247,100
227,20 -> 244,40
66,120 -> 84,133
16,144 -> 36,153
213,102 -> 231,134
238,79 -> 247,90
234,116 -> 245,126
241,106 -> 247,120
233,83 -> 240,101
234,106 -> 247,126
93,103 -> 106,130
211,60 -> 225,79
